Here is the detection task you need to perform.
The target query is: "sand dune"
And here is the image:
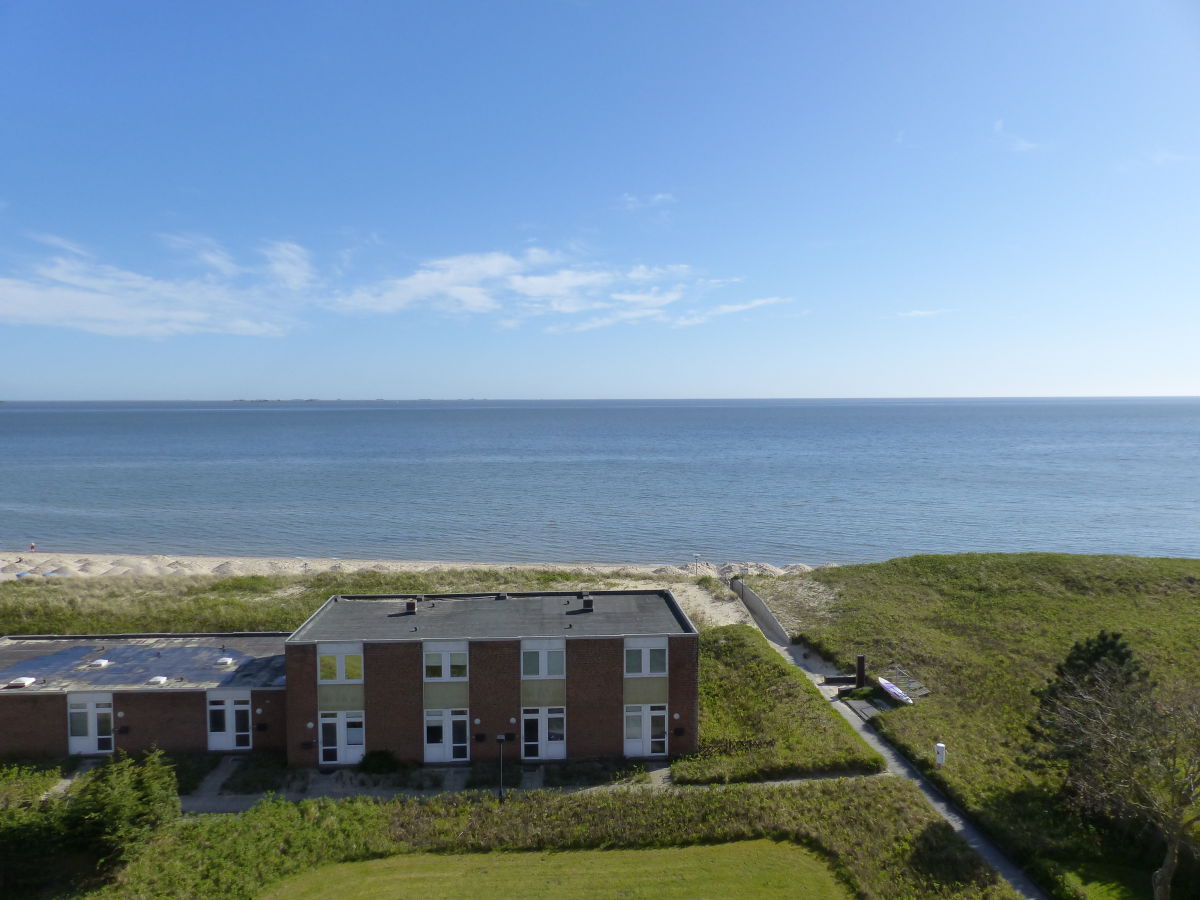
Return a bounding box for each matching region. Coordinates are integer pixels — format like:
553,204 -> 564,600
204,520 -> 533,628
0,551 -> 828,629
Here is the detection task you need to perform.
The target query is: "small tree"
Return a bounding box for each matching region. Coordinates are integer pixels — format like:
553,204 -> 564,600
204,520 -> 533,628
1033,634 -> 1199,900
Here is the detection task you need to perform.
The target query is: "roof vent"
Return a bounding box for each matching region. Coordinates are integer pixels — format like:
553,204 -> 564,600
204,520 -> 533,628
88,658 -> 111,668
7,676 -> 35,689
216,657 -> 235,667
497,593 -> 508,601
147,675 -> 168,686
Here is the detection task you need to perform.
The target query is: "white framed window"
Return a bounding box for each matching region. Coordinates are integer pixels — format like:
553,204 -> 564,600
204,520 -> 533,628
624,636 -> 668,676
423,641 -> 469,681
521,638 -> 565,679
317,642 -> 363,684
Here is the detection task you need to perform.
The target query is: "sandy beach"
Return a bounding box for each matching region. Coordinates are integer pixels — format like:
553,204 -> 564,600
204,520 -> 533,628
0,551 -> 818,628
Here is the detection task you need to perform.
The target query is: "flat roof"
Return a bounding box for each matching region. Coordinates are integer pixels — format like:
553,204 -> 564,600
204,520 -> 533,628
0,634 -> 288,693
287,590 -> 696,644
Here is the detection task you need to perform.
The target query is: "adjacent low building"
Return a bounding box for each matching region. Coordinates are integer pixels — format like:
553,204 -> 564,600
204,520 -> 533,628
0,590 -> 700,766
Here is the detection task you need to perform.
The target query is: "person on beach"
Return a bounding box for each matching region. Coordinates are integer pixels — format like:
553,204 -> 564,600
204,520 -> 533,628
29,542 -> 36,552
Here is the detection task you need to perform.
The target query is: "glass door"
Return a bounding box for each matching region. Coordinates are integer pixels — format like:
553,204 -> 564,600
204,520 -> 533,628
623,703 -> 668,757
318,710 -> 365,765
423,709 -> 470,763
67,693 -> 114,755
521,707 -> 567,760
207,691 -> 252,751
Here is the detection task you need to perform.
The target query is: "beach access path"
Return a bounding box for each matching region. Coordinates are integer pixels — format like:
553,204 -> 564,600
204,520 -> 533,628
735,586 -> 1050,900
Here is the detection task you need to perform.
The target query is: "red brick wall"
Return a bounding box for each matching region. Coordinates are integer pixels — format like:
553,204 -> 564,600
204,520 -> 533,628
114,691 -> 206,754
0,694 -> 68,756
284,644 -> 318,767
468,640 -> 520,762
363,642 -> 422,763
251,689 -> 287,752
668,635 -> 700,755
565,637 -> 624,758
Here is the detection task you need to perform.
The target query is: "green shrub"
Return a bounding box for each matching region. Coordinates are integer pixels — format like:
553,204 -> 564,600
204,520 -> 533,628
357,750 -> 403,775
67,750 -> 180,867
96,796 -> 394,900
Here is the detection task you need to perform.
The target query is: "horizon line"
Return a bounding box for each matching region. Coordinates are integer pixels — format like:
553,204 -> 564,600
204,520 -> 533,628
3,394 -> 1198,404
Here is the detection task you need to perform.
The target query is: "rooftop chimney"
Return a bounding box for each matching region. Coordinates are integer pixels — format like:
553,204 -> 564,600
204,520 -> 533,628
583,595 -> 594,611
405,600 -> 417,613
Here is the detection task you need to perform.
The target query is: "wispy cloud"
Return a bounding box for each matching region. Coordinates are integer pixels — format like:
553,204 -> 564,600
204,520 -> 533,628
620,192 -> 676,211
28,233 -> 91,256
0,233 -> 780,337
161,233 -> 242,277
337,251 -> 532,313
993,119 -> 1039,153
674,296 -> 790,327
0,255 -> 288,338
897,308 -> 954,318
262,240 -> 315,291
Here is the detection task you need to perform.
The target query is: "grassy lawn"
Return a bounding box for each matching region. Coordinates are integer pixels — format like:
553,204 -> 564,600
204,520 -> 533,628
262,839 -> 850,899
671,625 -> 883,783
747,553 -> 1200,900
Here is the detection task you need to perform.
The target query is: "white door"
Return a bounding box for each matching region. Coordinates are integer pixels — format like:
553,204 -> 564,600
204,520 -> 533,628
521,707 -> 566,760
424,709 -> 470,763
207,691 -> 252,751
318,711 -> 365,765
623,703 -> 668,757
67,692 -> 114,755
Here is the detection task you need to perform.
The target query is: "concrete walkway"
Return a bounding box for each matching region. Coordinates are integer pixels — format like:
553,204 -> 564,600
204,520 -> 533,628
737,590 -> 1049,900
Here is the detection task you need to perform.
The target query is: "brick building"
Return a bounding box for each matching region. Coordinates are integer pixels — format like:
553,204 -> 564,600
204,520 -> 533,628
0,590 -> 699,766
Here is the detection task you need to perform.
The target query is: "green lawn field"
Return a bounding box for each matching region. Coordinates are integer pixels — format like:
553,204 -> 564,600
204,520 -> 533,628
262,840 -> 850,900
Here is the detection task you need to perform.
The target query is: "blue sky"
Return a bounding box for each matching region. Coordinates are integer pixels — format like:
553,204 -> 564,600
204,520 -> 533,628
2,1 -> 1197,399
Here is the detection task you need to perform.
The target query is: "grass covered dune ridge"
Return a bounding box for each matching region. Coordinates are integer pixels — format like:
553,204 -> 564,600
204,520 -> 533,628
0,567 -> 716,635
672,624 -> 883,782
748,553 -> 1200,900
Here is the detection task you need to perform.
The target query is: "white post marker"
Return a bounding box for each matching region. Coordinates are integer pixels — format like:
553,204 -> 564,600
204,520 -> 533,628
935,741 -> 947,767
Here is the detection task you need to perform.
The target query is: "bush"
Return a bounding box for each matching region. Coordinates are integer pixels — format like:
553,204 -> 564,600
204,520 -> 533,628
357,750 -> 402,775
67,750 -> 180,867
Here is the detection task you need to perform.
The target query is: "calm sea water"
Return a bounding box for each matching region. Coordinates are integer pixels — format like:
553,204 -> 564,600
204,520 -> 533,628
0,399 -> 1196,565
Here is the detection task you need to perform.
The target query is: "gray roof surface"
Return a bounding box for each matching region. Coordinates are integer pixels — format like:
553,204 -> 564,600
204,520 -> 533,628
0,634 -> 288,693
288,590 -> 694,643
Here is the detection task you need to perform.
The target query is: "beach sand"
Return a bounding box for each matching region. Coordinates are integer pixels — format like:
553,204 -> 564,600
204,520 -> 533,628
0,551 -> 817,628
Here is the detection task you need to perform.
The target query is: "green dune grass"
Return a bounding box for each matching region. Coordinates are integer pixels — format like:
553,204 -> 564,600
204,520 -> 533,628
748,553 -> 1200,900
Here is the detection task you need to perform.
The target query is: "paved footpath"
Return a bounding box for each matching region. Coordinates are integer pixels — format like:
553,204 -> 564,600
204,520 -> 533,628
738,591 -> 1049,900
